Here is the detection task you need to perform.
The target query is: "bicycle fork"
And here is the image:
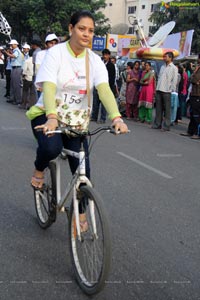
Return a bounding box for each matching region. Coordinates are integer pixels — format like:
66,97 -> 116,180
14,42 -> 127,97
73,185 -> 98,241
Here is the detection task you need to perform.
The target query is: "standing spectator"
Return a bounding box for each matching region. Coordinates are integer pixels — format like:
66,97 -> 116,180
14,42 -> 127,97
111,56 -> 120,96
152,52 -> 178,131
91,48 -> 115,123
171,64 -> 181,124
0,47 -> 5,79
35,33 -> 59,75
19,52 -> 36,110
31,40 -> 41,99
33,33 -> 59,102
3,39 -> 23,105
4,48 -> 12,99
180,55 -> 200,139
181,64 -> 189,116
118,67 -> 127,117
174,65 -> 184,124
176,64 -> 188,122
185,62 -> 194,118
140,59 -> 146,76
31,40 -> 41,75
126,60 -> 140,120
185,61 -> 193,80
22,43 -> 30,61
138,62 -> 156,124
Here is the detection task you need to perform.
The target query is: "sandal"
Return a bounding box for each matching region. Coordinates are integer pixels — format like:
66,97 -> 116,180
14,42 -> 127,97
31,170 -> 44,189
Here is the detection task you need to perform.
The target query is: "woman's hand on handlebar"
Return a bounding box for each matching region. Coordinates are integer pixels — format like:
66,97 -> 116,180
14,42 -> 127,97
112,117 -> 129,134
34,118 -> 58,135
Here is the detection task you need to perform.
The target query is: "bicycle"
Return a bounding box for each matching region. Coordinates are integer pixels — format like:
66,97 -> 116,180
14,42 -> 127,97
33,126 -> 116,295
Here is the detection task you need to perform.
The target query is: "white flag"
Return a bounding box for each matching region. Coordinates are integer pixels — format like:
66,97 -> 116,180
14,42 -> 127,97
0,12 -> 11,36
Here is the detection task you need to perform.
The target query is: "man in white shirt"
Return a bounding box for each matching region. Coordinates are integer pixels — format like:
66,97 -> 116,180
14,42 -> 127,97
35,33 -> 59,74
22,43 -> 30,61
35,33 -> 59,100
152,52 -> 178,131
4,39 -> 23,104
19,52 -> 36,109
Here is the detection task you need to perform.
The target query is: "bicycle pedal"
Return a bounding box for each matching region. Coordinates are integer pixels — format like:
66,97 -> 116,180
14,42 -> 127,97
59,206 -> 65,212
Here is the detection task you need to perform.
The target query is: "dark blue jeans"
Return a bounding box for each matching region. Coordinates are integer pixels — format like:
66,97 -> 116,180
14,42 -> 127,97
91,88 -> 106,121
31,114 -> 90,178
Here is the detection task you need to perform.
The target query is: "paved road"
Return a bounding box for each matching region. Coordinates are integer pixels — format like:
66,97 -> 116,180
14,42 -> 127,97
0,78 -> 200,300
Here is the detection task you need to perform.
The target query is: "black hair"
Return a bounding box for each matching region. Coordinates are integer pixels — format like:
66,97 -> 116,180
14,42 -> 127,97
133,60 -> 140,67
111,56 -> 116,61
70,10 -> 95,27
127,62 -> 133,69
102,48 -> 111,55
185,61 -> 193,73
178,65 -> 183,75
165,51 -> 174,60
145,61 -> 151,67
31,40 -> 41,47
182,63 -> 186,69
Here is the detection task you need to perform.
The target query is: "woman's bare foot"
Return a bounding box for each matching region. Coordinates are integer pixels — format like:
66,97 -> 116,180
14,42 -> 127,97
79,213 -> 88,233
31,170 -> 44,189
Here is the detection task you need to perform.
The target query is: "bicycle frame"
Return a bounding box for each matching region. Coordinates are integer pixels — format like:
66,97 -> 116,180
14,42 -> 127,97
50,143 -> 94,240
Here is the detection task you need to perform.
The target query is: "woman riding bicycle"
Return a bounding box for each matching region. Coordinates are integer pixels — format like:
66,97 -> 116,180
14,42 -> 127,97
26,10 -> 128,195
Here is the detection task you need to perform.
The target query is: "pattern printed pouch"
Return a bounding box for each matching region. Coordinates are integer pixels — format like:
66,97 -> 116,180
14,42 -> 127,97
57,50 -> 91,135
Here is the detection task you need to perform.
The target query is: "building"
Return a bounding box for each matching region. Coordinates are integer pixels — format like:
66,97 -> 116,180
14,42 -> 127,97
103,0 -> 161,37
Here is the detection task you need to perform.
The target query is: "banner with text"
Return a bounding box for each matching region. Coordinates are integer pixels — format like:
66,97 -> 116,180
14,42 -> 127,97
106,34 -> 140,56
92,37 -> 106,51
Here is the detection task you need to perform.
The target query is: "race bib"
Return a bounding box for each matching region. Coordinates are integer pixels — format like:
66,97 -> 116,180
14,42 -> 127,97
56,87 -> 90,132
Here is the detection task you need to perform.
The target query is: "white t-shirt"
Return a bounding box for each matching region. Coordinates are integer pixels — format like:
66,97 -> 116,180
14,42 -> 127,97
35,49 -> 47,67
35,42 -> 108,126
23,57 -> 33,81
0,53 -> 4,65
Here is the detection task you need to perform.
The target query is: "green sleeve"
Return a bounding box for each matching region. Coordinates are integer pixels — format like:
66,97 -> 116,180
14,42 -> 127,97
96,83 -> 121,120
43,81 -> 57,116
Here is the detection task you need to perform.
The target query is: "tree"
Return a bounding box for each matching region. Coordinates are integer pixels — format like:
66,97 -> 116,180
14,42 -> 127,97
0,0 -> 110,44
149,0 -> 200,54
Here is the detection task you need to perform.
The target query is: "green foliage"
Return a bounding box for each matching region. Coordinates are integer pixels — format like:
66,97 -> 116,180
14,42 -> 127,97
149,0 -> 200,54
0,0 -> 109,44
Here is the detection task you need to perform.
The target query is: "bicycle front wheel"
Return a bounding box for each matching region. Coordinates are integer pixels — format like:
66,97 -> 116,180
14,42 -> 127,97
69,185 -> 111,295
34,163 -> 57,229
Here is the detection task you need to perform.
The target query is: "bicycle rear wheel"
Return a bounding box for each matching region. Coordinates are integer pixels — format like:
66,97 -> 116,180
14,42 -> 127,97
34,163 -> 57,229
69,185 -> 111,295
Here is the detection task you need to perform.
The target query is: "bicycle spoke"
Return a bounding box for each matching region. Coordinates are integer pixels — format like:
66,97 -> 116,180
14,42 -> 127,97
34,165 -> 56,229
69,186 -> 111,294
38,191 -> 51,216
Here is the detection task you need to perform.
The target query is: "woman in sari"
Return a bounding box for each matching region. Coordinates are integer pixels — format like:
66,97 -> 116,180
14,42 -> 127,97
138,62 -> 156,123
126,60 -> 140,120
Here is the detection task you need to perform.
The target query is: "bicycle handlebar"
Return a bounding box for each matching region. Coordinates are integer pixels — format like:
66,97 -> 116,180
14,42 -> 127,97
44,126 -> 118,136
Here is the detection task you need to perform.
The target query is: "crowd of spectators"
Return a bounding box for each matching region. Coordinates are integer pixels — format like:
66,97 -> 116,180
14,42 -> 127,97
1,41 -> 200,138
114,52 -> 200,138
0,33 -> 58,110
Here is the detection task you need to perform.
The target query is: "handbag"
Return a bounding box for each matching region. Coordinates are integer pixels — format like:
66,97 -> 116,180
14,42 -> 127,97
57,50 -> 91,134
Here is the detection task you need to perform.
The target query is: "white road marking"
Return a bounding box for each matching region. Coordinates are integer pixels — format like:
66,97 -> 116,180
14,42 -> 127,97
117,152 -> 173,179
157,153 -> 182,157
1,126 -> 27,130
